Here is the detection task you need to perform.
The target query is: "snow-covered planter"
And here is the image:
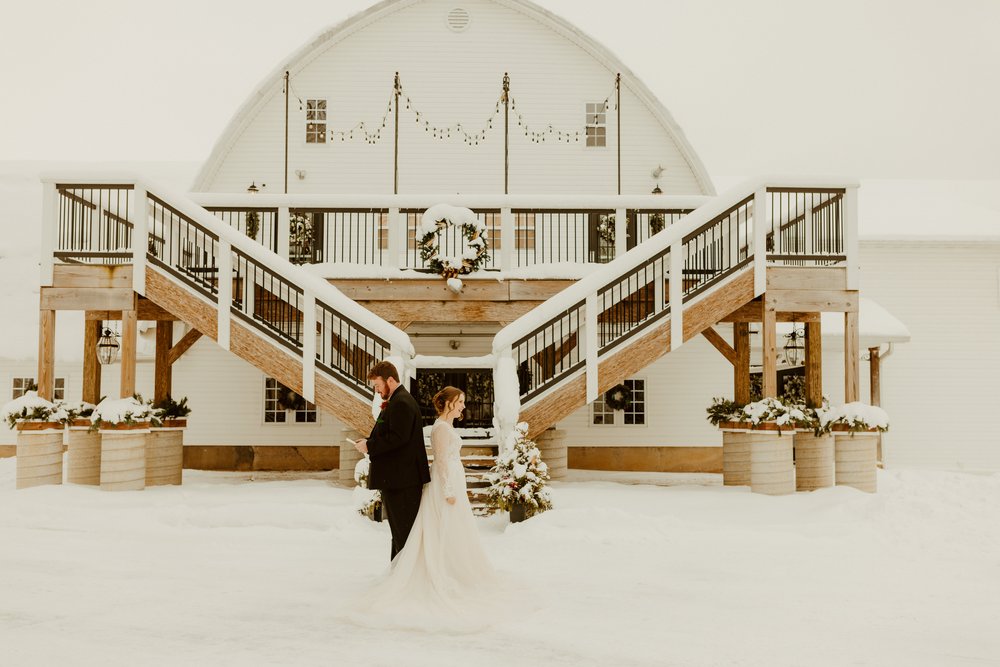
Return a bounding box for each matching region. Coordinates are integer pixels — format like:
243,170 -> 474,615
147,396 -> 190,486
487,422 -> 553,522
2,391 -> 67,431
353,455 -> 383,522
92,397 -> 153,492
3,392 -> 67,490
61,402 -> 101,486
708,398 -> 798,494
827,402 -> 889,494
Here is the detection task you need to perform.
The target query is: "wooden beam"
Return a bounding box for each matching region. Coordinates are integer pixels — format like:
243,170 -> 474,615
761,293 -> 777,398
37,309 -> 56,401
720,301 -> 820,323
869,346 -> 881,407
41,287 -> 136,311
120,295 -> 138,398
394,321 -> 413,331
85,299 -> 178,321
167,328 -> 203,366
52,264 -> 133,289
701,327 -> 736,365
154,322 -> 173,403
734,322 -> 750,405
766,267 -> 847,291
82,317 -> 102,404
805,320 -> 822,408
845,311 -> 860,402
360,300 -> 545,323
765,289 -> 858,313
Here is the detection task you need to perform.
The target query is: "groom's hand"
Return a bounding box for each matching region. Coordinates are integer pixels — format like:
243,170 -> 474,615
354,439 -> 368,455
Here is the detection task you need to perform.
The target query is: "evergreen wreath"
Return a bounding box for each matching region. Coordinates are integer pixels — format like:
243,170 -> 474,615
417,205 -> 489,280
604,383 -> 632,411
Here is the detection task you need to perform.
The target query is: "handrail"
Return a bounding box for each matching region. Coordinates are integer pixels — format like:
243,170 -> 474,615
492,177 -> 858,409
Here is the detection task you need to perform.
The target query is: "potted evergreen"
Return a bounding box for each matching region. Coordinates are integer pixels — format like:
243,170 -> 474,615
2,391 -> 67,490
487,422 -> 553,522
91,397 -> 155,492
147,396 -> 191,486
353,455 -> 383,522
827,402 -> 889,493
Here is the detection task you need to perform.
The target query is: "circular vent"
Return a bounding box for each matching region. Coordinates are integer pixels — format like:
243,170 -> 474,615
447,7 -> 471,32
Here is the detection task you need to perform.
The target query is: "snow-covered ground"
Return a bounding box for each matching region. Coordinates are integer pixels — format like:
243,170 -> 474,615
1,460 -> 997,666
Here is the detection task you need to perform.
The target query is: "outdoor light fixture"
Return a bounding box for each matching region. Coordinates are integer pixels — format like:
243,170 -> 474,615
247,182 -> 260,193
97,327 -> 120,366
651,184 -> 663,194
783,327 -> 805,366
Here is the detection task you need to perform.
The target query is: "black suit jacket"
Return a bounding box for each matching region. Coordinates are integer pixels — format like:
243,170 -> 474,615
366,386 -> 431,491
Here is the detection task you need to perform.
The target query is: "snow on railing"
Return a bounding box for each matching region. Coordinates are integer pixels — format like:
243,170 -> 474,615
39,174 -> 415,403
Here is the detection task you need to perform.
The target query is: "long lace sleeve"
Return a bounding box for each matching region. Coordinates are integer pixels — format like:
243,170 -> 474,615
431,422 -> 455,499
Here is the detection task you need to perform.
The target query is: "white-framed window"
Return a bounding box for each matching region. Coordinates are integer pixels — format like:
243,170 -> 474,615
264,377 -> 317,423
585,102 -> 607,148
591,378 -> 646,426
11,377 -> 64,401
306,99 -> 327,144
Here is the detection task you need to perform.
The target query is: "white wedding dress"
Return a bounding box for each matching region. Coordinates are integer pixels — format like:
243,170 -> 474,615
348,419 -> 498,631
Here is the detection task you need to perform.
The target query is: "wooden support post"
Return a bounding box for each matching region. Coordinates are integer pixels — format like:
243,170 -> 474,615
762,294 -> 777,398
805,320 -> 822,408
702,327 -> 736,365
154,321 -> 173,403
844,310 -> 860,403
82,317 -> 102,404
120,295 -> 138,398
37,308 -> 56,401
734,322 -> 750,405
869,346 -> 881,407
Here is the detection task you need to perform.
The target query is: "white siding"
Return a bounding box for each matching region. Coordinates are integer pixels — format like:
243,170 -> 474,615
200,0 -> 706,196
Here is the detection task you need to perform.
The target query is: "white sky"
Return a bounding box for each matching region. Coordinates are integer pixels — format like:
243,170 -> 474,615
1,0 -> 999,190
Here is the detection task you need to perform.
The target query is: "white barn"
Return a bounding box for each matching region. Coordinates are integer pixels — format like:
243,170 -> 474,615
3,0 -> 998,474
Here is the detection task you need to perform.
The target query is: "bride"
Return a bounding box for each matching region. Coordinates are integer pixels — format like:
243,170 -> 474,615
350,386 -> 498,629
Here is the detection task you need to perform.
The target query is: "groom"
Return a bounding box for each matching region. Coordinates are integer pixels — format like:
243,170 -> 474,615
354,360 -> 430,560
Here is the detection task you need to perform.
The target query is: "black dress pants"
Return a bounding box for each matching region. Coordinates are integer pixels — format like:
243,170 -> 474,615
381,484 -> 424,560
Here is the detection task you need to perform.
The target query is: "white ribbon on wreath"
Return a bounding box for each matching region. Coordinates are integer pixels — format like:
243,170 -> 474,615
418,204 -> 489,292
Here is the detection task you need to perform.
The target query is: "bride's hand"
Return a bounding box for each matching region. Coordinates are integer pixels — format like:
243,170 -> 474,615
446,496 -> 456,505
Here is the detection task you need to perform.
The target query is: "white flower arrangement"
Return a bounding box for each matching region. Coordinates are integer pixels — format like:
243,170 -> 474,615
486,422 -> 553,515
352,455 -> 382,519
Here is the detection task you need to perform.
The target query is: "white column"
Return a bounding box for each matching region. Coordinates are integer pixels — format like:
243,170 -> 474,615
844,186 -> 859,290
277,207 -> 291,261
302,292 -> 316,403
500,207 -> 514,271
132,185 -> 148,296
585,293 -> 599,402
669,241 -> 684,350
217,240 -> 232,351
39,181 -> 58,287
753,187 -> 769,297
614,206 -> 627,259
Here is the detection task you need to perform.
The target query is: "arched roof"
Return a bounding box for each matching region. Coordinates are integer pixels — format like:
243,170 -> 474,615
193,0 -> 715,194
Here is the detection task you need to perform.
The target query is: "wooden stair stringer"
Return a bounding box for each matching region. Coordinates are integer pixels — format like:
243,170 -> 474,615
520,267 -> 756,440
145,265 -> 374,434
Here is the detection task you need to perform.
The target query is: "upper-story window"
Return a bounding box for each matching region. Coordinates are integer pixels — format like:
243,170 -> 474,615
585,102 -> 607,147
306,99 -> 327,144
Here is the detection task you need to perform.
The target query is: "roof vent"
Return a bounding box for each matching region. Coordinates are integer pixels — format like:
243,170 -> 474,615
447,7 -> 471,32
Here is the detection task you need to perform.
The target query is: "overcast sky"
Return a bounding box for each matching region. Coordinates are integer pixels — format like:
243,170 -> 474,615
1,0 -> 998,190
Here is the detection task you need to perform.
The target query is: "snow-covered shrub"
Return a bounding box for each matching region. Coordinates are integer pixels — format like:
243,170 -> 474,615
150,395 -> 191,426
706,397 -> 807,433
487,422 -> 553,516
1,391 -> 67,428
353,455 -> 382,519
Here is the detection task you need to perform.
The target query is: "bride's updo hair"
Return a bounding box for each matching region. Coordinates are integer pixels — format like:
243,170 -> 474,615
432,386 -> 464,420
